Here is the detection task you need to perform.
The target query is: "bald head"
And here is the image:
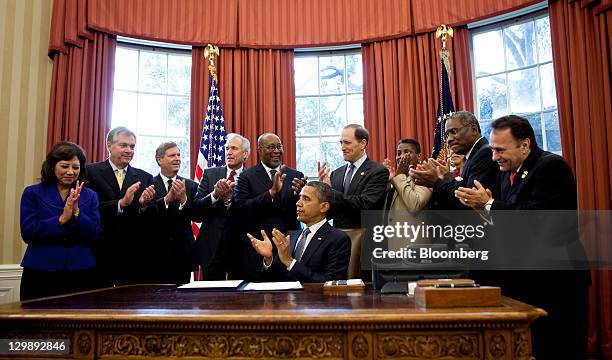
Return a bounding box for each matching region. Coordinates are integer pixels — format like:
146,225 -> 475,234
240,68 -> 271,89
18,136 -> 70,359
257,133 -> 283,168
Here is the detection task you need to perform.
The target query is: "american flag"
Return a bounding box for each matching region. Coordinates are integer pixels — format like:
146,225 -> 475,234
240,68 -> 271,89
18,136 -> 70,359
193,71 -> 227,237
432,49 -> 455,160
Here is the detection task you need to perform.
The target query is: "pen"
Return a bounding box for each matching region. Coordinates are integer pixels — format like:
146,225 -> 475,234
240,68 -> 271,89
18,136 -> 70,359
434,284 -> 480,288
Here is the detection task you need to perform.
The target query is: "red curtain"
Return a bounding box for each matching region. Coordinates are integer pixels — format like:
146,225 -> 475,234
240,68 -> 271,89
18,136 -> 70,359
549,0 -> 612,358
81,0 -> 539,48
47,31 -> 116,163
362,27 -> 474,162
190,48 -> 296,174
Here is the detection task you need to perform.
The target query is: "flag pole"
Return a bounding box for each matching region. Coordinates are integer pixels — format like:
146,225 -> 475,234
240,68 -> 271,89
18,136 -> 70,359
432,25 -> 455,161
204,44 -> 220,82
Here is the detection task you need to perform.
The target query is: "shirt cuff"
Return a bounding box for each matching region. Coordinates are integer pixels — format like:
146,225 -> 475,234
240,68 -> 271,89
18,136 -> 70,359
484,198 -> 494,214
210,192 -> 219,204
178,200 -> 186,210
263,257 -> 273,270
287,259 -> 297,271
117,202 -> 123,214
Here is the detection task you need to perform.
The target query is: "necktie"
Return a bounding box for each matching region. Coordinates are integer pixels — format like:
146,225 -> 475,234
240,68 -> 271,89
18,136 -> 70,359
116,169 -> 124,190
167,178 -> 173,193
269,169 -> 277,180
509,172 -> 518,186
294,228 -> 311,262
228,170 -> 237,183
343,164 -> 355,194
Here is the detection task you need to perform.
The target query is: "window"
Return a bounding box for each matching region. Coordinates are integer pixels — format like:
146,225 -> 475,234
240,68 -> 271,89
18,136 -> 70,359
111,43 -> 192,177
472,12 -> 561,153
294,50 -> 364,177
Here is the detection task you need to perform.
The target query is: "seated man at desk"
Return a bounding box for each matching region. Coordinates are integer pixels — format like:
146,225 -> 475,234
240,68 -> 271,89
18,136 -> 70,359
248,181 -> 351,283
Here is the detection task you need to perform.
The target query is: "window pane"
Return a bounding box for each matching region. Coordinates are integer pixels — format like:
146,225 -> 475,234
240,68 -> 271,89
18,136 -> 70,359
114,48 -> 138,91
321,137 -> 345,170
346,53 -> 363,93
508,68 -> 540,113
543,111 -> 561,152
168,54 -> 191,95
473,30 -> 505,76
296,97 -> 319,136
536,16 -> 553,62
167,96 -> 190,137
139,51 -> 167,93
296,137 -> 319,176
320,95 -> 347,135
524,113 -> 543,148
476,75 -> 507,119
137,94 -> 166,135
504,21 -> 537,70
480,119 -> 492,140
295,57 -> 318,96
111,90 -> 137,129
347,94 -> 364,125
132,135 -> 163,175
319,56 -> 345,95
539,63 -> 557,110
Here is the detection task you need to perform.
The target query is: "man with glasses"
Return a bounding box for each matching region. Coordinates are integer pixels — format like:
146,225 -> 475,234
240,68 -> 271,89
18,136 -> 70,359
410,111 -> 498,210
233,133 -> 306,281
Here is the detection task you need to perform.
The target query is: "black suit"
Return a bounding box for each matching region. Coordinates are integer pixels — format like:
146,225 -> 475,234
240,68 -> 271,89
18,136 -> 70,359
233,164 -> 303,281
484,147 -> 590,360
430,137 -> 498,209
142,175 -> 198,285
265,221 -> 351,283
191,166 -> 234,280
329,157 -> 389,228
86,160 -> 153,285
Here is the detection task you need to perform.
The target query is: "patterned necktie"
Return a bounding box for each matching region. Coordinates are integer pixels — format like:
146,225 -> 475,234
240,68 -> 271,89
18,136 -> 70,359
269,169 -> 277,180
343,164 -> 355,194
228,170 -> 237,183
116,169 -> 124,190
294,228 -> 311,262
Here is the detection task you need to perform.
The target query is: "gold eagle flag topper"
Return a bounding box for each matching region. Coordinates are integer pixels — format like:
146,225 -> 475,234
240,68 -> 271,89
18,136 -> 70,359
204,44 -> 220,82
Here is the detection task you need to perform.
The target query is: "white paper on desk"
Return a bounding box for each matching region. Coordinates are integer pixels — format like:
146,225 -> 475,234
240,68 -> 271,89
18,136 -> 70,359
178,280 -> 244,290
242,281 -> 303,291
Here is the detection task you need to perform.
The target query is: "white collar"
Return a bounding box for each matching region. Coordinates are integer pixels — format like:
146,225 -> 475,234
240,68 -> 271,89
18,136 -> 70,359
465,137 -> 484,160
348,153 -> 367,170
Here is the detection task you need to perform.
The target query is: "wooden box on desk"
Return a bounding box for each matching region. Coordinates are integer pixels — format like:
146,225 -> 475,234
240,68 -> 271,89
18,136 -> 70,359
414,286 -> 502,308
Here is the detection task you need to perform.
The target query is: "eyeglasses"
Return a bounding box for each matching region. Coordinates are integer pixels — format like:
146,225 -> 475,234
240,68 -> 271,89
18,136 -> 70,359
262,144 -> 283,151
444,124 -> 471,138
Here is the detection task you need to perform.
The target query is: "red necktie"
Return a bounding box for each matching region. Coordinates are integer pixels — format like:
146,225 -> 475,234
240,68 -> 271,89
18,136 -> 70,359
228,170 -> 237,183
509,172 -> 518,186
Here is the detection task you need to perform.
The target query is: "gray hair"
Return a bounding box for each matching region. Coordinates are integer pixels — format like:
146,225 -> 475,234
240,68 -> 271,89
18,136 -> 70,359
106,127 -> 136,144
226,133 -> 250,153
448,111 -> 481,134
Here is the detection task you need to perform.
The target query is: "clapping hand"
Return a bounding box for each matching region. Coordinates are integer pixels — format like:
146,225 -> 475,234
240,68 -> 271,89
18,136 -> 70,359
383,158 -> 395,182
138,184 -> 156,206
247,230 -> 274,265
59,182 -> 84,225
317,161 -> 331,185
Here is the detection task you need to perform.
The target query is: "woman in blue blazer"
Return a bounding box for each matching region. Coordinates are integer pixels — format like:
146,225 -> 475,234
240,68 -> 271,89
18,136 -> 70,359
20,141 -> 101,301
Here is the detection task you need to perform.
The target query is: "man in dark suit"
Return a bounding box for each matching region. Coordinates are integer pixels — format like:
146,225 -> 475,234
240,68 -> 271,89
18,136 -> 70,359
317,124 -> 389,228
410,111 -> 498,210
191,133 -> 250,280
248,181 -> 350,283
86,127 -> 155,286
455,115 -> 590,360
144,141 -> 198,284
233,133 -> 306,281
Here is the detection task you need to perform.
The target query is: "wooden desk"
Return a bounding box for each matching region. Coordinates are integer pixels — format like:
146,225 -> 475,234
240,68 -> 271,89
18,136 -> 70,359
0,284 -> 545,360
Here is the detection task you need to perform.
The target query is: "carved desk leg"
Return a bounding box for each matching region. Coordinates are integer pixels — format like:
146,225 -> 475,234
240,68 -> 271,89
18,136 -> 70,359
348,332 -> 372,360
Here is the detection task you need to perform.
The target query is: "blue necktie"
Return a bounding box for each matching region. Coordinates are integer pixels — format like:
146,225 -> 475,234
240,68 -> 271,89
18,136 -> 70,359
294,228 -> 311,262
343,164 -> 355,194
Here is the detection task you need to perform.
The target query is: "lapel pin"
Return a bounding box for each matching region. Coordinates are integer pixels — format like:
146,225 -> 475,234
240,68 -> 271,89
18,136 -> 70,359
521,170 -> 528,179
317,237 -> 322,240
360,172 -> 365,176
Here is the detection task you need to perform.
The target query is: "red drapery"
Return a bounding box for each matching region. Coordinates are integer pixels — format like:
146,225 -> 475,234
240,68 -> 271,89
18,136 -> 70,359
362,27 -> 474,162
47,34 -> 115,163
190,48 -> 296,173
549,0 -> 612,357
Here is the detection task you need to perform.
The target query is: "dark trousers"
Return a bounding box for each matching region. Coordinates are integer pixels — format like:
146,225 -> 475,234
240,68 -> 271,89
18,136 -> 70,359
20,267 -> 99,301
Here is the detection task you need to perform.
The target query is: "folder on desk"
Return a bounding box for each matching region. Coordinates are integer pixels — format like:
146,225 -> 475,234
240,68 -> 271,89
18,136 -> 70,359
242,281 -> 303,291
177,280 -> 245,291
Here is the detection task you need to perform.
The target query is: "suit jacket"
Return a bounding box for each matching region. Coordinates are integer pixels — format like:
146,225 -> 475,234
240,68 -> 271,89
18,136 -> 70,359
190,166 -> 234,279
480,147 -> 590,360
141,174 -> 198,284
86,160 -> 153,285
329,157 -> 389,228
430,137 -> 499,210
20,183 -> 101,271
266,221 -> 351,283
233,163 -> 303,281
